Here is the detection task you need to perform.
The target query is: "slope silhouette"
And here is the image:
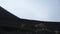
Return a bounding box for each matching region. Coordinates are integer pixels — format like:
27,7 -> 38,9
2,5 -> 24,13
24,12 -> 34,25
0,6 -> 60,34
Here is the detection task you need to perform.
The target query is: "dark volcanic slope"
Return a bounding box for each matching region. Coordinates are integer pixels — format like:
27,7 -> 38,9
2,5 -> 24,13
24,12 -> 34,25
0,6 -> 60,31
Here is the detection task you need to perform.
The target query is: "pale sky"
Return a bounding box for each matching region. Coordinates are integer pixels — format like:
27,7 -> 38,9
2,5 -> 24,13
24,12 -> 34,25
0,0 -> 60,22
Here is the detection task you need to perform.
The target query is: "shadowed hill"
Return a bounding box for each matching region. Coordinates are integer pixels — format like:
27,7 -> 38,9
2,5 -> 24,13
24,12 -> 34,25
0,6 -> 60,34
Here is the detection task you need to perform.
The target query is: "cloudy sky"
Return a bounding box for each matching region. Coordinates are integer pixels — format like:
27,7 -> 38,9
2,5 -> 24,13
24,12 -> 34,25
0,0 -> 60,22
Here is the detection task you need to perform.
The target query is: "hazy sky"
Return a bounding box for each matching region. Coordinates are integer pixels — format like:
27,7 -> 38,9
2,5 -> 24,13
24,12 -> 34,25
0,0 -> 60,22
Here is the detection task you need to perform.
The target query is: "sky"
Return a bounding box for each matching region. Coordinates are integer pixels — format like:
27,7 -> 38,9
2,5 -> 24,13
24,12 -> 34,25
0,0 -> 60,22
